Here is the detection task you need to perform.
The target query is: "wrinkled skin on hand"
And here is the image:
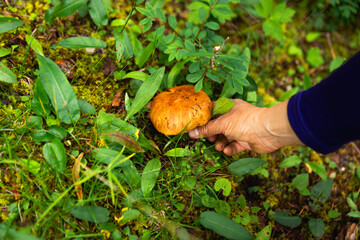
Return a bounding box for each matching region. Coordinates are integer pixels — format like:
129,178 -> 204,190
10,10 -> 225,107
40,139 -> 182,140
188,99 -> 303,156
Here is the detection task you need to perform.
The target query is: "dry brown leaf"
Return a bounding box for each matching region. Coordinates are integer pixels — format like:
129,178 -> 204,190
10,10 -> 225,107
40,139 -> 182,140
111,89 -> 123,107
72,152 -> 84,200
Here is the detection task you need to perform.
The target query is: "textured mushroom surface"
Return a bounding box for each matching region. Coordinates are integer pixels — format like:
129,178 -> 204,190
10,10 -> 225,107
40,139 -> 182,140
150,85 -> 212,135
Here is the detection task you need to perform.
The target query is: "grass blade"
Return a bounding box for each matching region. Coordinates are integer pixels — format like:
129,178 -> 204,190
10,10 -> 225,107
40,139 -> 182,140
58,37 -> 107,49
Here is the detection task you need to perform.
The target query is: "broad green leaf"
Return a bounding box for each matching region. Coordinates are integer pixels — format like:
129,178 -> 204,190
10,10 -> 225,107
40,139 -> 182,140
228,158 -> 266,177
58,37 -> 107,49
303,74 -> 312,90
119,209 -> 141,224
308,218 -> 325,237
279,87 -> 299,101
122,71 -> 148,81
20,159 -> 41,175
214,178 -> 231,197
194,77 -> 203,92
237,194 -> 246,210
165,148 -> 190,157
71,206 -> 109,223
0,62 -> 17,83
141,157 -> 161,197
25,35 -> 44,56
43,139 -> 67,173
185,40 -> 195,52
122,162 -> 141,187
166,60 -> 187,88
305,32 -> 321,42
201,195 -> 217,208
288,45 -> 303,57
272,211 -> 301,227
255,225 -> 272,240
78,99 -> 96,115
279,155 -> 301,168
262,20 -> 283,41
306,47 -> 324,68
0,48 -> 11,57
45,0 -> 87,24
114,28 -> 133,60
348,211 -> 360,218
168,15 -> 177,29
31,126 -> 68,142
213,97 -> 234,116
125,67 -> 165,121
100,130 -> 144,153
307,162 -> 327,180
205,21 -> 220,30
328,210 -> 341,218
215,200 -> 231,217
32,77 -> 51,117
329,57 -> 344,72
0,17 -> 24,34
37,54 -> 80,124
253,0 -> 273,18
292,173 -> 309,191
88,0 -> 109,26
310,178 -> 333,203
0,223 -> 39,240
270,3 -> 295,23
135,41 -> 155,67
93,148 -> 130,167
200,211 -> 254,240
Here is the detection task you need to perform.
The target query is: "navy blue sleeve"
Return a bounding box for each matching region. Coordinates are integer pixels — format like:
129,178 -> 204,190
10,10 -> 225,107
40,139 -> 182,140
287,51 -> 360,154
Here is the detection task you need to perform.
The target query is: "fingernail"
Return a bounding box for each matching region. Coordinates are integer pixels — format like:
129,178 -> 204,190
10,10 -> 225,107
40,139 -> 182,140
189,128 -> 199,138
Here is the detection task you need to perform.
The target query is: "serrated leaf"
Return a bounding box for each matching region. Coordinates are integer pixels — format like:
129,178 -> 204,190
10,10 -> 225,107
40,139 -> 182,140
58,37 -> 107,49
0,62 -> 17,84
114,28 -> 133,60
310,178 -> 333,203
200,211 -> 254,240
272,211 -> 301,227
308,218 -> 325,237
45,0 -> 87,24
279,155 -> 301,168
37,54 -> 80,124
43,139 -> 67,173
71,206 -> 109,223
255,225 -> 272,240
125,67 -> 165,121
141,157 -> 161,197
25,35 -> 44,56
0,17 -> 24,33
100,130 -> 144,153
214,178 -> 231,197
262,19 -> 283,41
253,0 -> 273,18
88,0 -> 108,26
228,158 -> 266,177
213,97 -> 234,116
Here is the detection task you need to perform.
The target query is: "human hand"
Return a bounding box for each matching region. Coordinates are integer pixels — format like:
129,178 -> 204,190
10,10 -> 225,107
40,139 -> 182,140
188,99 -> 303,156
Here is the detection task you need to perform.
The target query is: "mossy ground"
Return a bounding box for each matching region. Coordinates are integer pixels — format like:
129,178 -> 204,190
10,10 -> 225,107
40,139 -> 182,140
1,1 -> 360,239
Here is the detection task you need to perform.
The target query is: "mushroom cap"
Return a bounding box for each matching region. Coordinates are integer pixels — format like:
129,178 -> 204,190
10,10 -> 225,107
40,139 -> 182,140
150,85 -> 212,135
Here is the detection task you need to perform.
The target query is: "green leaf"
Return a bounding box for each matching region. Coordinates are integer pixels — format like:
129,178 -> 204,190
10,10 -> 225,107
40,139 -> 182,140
288,45 -> 303,57
58,37 -> 107,49
214,178 -> 231,197
122,71 -> 148,81
255,225 -> 272,240
272,211 -> 301,227
292,173 -> 309,191
166,60 -> 187,88
71,206 -> 109,223
20,159 -> 41,175
215,200 -> 231,217
141,157 -> 161,197
253,0 -> 273,18
228,158 -> 266,177
93,148 -> 130,167
237,194 -> 246,210
30,126 -> 68,142
328,210 -> 341,218
307,162 -> 327,180
310,178 -> 333,203
303,74 -> 312,90
305,32 -> 321,42
200,211 -> 254,240
184,40 -> 195,52
25,35 -> 44,56
114,28 -> 133,60
347,197 -> 358,211
120,209 -> 141,223
348,211 -> 360,218
186,71 -> 204,83
262,19 -> 283,40
205,21 -> 220,30
0,223 -> 39,240
165,148 -> 190,157
206,71 -> 221,83
279,155 -> 301,168
168,15 -> 177,29
279,87 -> 299,101
329,57 -> 344,72
308,218 -> 325,238
37,54 -> 80,124
0,48 -> 11,57
125,67 -> 165,121
213,97 -> 234,116
270,3 -> 295,23
0,62 -> 17,84
100,130 -> 144,153
201,195 -> 217,208
43,139 -> 67,173
78,99 -> 96,115
0,17 -> 24,34
135,41 -> 155,67
306,47 -> 324,68
194,77 -> 203,92
32,77 -> 51,117
45,0 -> 87,24
88,0 -> 109,26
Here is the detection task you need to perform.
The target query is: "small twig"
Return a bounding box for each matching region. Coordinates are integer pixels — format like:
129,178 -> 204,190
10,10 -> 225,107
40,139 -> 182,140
326,32 -> 336,59
194,0 -> 220,41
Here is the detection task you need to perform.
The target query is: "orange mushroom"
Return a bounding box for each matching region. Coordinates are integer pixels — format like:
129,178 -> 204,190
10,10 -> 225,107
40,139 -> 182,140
150,85 -> 212,135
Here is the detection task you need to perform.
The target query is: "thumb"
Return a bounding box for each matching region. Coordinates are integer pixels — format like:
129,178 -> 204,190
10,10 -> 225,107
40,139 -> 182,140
188,118 -> 224,139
